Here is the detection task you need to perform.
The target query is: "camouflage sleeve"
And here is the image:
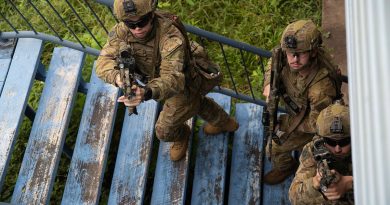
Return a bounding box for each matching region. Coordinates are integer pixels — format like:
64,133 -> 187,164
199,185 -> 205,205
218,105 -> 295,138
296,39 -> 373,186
289,143 -> 325,205
263,58 -> 272,87
309,76 -> 337,128
298,76 -> 337,132
95,23 -> 128,85
147,29 -> 186,101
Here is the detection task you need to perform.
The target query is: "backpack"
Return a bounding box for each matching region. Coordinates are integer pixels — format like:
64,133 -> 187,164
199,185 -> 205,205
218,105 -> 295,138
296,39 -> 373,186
317,48 -> 344,100
155,11 -> 223,94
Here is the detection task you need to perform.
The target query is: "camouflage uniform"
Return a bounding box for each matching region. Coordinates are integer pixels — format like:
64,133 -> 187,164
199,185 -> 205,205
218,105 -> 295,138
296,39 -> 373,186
288,137 -> 353,205
96,8 -> 229,142
264,58 -> 339,170
289,100 -> 353,204
263,20 -> 341,171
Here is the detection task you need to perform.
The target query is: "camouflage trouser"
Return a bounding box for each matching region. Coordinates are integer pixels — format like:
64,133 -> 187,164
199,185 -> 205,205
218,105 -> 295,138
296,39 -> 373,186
266,114 -> 314,170
155,89 -> 229,142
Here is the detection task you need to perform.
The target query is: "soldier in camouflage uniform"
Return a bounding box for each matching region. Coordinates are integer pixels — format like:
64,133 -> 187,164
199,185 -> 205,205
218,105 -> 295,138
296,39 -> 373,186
263,20 -> 342,184
289,101 -> 354,205
96,0 -> 239,161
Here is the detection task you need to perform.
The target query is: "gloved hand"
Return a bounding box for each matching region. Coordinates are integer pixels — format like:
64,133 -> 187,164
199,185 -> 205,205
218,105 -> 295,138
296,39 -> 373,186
117,85 -> 145,106
117,85 -> 145,115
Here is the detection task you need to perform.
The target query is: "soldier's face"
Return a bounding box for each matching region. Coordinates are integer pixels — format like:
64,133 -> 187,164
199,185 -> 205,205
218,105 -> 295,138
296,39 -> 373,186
324,139 -> 351,159
286,51 -> 311,71
125,14 -> 153,39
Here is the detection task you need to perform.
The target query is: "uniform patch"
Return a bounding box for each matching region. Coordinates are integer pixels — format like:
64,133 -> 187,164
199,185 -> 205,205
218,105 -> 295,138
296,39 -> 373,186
108,31 -> 117,41
163,37 -> 183,54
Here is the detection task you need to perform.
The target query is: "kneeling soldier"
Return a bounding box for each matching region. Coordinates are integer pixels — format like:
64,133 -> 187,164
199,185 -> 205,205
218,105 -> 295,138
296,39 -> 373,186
289,100 -> 354,204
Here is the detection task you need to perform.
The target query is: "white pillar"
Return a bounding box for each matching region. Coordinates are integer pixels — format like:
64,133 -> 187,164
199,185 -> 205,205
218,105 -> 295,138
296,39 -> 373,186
345,1 -> 390,204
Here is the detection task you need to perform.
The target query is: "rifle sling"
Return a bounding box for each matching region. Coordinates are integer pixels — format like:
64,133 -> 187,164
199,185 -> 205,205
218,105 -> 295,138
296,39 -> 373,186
151,19 -> 161,79
282,94 -> 300,114
278,67 -> 319,143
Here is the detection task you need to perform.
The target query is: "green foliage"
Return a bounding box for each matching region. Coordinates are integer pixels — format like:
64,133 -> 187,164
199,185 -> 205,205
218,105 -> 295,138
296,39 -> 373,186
157,0 -> 321,99
0,0 -> 321,203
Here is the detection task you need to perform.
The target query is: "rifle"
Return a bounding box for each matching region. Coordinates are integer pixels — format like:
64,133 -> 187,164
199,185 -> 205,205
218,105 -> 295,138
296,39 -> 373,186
260,47 -> 285,202
313,138 -> 339,193
116,45 -> 146,115
262,47 -> 285,158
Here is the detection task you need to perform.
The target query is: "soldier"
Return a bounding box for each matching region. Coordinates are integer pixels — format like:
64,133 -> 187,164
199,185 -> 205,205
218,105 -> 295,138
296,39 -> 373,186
96,0 -> 239,161
263,20 -> 342,184
289,101 -> 354,205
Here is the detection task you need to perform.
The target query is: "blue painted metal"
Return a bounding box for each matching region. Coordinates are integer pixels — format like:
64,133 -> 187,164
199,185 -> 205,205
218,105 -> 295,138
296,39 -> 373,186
0,39 -> 16,95
0,38 -> 43,192
95,0 -> 113,6
0,39 -> 15,59
228,103 -> 263,205
34,62 -> 46,82
107,100 -> 159,205
185,25 -> 271,58
0,31 -> 100,56
151,119 -> 194,205
191,93 -> 231,205
262,156 -> 293,205
0,59 -> 11,95
11,47 -> 84,205
61,68 -> 119,205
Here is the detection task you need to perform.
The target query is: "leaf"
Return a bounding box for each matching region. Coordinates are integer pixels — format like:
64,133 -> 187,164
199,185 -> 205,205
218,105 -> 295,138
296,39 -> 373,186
186,0 -> 195,6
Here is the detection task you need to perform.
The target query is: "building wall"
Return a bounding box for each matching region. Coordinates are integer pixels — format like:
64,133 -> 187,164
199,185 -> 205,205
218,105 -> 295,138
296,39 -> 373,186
345,1 -> 390,204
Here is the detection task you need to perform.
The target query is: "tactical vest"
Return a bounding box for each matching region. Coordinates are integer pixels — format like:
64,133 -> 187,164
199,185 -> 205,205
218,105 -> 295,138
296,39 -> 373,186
280,53 -> 342,116
129,11 -> 223,95
124,11 -> 222,95
123,14 -> 187,80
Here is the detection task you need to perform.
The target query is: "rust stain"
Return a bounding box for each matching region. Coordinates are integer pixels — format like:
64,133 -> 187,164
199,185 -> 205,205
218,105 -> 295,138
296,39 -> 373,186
26,140 -> 57,203
214,175 -> 222,202
76,162 -> 101,203
115,182 -> 139,205
85,92 -> 115,145
139,137 -> 152,162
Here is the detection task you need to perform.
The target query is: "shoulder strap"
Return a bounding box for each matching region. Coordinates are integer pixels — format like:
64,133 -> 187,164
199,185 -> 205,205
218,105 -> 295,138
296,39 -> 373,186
154,11 -> 192,68
317,48 -> 343,99
278,66 -> 319,143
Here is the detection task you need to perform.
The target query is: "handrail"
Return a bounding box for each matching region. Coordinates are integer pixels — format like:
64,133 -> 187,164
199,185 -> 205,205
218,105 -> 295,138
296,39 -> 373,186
185,25 -> 271,58
0,31 -> 100,56
94,0 -> 272,57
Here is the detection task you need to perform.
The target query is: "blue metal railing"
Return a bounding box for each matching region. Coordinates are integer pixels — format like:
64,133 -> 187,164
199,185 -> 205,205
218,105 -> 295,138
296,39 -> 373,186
0,0 -> 270,106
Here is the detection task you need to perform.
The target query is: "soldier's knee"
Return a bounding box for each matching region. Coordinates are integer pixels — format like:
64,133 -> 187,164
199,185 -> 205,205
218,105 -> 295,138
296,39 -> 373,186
155,125 -> 169,141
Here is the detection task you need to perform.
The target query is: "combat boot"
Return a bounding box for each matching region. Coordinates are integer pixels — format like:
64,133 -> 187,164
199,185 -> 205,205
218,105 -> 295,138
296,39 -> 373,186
170,125 -> 191,161
203,117 -> 239,135
263,160 -> 299,185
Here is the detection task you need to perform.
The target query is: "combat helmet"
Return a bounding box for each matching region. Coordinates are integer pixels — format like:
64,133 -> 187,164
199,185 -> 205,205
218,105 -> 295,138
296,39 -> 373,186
114,0 -> 158,20
316,100 -> 350,140
281,20 -> 322,53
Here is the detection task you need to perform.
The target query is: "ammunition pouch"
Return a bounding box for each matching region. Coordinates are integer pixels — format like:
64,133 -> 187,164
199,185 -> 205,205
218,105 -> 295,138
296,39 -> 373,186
194,60 -> 223,95
190,41 -> 223,95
